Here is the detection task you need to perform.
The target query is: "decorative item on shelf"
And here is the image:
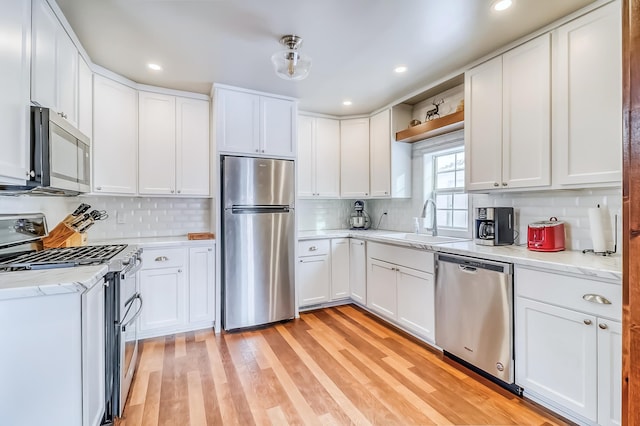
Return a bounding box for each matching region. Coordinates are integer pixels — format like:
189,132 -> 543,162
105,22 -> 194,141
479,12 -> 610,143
271,35 -> 312,81
187,232 -> 215,240
425,98 -> 444,121
42,222 -> 87,248
409,119 -> 422,128
456,99 -> 464,112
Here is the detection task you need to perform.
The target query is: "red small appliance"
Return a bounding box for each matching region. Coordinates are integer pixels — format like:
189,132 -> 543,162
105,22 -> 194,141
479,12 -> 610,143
527,217 -> 566,252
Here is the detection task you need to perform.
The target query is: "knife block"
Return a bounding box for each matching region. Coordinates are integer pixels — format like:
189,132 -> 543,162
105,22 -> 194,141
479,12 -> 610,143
42,221 -> 87,249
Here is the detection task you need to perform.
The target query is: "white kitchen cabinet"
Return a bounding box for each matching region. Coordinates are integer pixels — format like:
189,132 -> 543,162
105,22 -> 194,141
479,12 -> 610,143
82,278 -> 105,426
552,1 -> 622,186
189,246 -> 215,323
31,0 -> 78,127
297,115 -> 340,197
349,239 -> 366,304
330,238 -> 350,300
139,267 -> 187,333
465,34 -> 551,191
93,75 -> 138,194
597,319 -> 622,426
138,92 -> 210,196
77,55 -> 93,139
515,266 -> 621,424
366,242 -> 435,341
369,109 -> 391,197
0,0 -> 30,184
340,118 -> 370,197
298,239 -> 331,307
216,87 -> 296,158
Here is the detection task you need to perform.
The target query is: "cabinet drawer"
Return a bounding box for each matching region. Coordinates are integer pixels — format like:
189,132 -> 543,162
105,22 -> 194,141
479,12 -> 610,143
140,247 -> 186,270
298,239 -> 330,256
516,266 -> 621,321
367,242 -> 434,273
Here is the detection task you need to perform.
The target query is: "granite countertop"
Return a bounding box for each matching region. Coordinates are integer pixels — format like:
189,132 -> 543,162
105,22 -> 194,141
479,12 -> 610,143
298,229 -> 622,281
0,264 -> 108,301
90,235 -> 216,247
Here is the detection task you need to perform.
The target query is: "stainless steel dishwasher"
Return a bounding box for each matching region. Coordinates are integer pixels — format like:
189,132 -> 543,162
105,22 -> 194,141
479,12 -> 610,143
435,253 -> 520,394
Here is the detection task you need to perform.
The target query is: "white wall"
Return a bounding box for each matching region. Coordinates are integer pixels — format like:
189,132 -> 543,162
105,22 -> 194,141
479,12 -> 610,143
297,199 -> 354,230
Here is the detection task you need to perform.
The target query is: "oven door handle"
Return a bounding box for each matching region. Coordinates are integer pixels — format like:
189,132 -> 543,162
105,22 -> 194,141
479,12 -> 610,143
120,293 -> 143,332
121,256 -> 143,279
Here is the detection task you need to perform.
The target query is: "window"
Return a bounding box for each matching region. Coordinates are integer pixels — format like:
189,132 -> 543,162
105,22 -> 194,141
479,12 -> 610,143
424,146 -> 469,233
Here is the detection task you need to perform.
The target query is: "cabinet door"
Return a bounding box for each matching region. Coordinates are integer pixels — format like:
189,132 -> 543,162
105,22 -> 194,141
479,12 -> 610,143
176,97 -> 210,196
552,1 -> 622,185
31,0 -> 57,111
261,96 -> 296,158
502,34 -> 551,189
298,255 -> 330,307
597,319 -> 622,426
93,75 -> 138,194
138,91 -> 176,195
464,56 -> 503,191
56,31 -> 78,127
139,267 -> 187,332
340,118 -> 370,197
189,246 -> 215,323
77,55 -> 93,139
297,115 -> 315,197
216,89 -> 259,154
397,267 -> 434,341
349,240 -> 366,304
315,118 -> 341,197
330,239 -> 350,300
515,297 -> 597,421
369,109 -> 391,197
0,0 -> 30,183
367,258 -> 397,319
81,282 -> 105,426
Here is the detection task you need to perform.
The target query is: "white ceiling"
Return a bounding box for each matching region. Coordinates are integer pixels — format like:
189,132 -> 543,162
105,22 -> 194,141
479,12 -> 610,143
56,0 -> 597,115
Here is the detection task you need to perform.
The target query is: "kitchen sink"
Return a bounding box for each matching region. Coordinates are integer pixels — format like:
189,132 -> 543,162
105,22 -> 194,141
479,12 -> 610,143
378,233 -> 468,244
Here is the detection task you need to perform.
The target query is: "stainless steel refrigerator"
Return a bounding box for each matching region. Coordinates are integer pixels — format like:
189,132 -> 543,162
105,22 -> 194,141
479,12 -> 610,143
222,156 -> 295,330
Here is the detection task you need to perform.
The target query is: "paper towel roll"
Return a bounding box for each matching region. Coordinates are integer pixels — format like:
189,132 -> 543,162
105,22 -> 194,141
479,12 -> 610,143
588,206 -> 611,253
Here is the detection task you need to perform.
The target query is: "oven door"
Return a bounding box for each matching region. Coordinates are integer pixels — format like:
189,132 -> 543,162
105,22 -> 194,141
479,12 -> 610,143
117,258 -> 143,415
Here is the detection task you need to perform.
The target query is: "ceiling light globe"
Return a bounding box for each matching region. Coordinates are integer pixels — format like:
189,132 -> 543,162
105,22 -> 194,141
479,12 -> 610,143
343,100 -> 352,106
271,50 -> 312,80
492,0 -> 512,11
394,66 -> 407,73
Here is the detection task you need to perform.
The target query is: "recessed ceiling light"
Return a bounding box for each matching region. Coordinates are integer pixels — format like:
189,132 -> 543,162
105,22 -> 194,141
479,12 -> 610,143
147,63 -> 163,71
492,0 -> 512,11
343,100 -> 352,106
394,66 -> 407,73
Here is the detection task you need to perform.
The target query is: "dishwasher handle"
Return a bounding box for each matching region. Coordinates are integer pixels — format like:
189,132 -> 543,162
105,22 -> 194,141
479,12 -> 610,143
437,253 -> 512,274
459,264 -> 478,273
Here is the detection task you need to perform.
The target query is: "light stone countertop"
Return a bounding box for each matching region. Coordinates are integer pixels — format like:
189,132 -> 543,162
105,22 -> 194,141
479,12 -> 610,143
0,264 -> 109,301
297,229 -> 622,281
90,235 -> 215,248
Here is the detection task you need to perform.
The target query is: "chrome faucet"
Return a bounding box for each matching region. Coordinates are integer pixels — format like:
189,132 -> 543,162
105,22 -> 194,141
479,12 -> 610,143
421,198 -> 438,236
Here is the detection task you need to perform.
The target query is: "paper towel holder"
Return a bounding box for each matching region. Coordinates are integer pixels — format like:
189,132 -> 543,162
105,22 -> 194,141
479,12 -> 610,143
582,212 -> 618,256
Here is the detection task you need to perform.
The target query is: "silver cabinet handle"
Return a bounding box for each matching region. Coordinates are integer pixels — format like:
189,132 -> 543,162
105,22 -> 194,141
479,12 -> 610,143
309,246 -> 317,251
584,319 -> 592,325
493,182 -> 499,187
177,190 -> 181,194
583,294 -> 611,305
96,186 -> 102,191
502,182 -> 507,186
155,256 -> 169,262
599,323 -> 608,330
178,269 -> 182,273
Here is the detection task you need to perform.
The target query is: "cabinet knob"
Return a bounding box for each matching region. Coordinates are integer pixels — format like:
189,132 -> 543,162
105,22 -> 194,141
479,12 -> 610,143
155,256 -> 169,262
493,182 -> 499,187
96,186 -> 102,191
502,182 -> 508,186
599,323 -> 608,330
170,189 -> 175,194
208,248 -> 213,252
365,193 -> 368,196
177,190 -> 181,194
178,269 -> 182,273
255,149 -> 259,153
261,149 -> 265,153
584,319 -> 592,325
309,246 -> 317,251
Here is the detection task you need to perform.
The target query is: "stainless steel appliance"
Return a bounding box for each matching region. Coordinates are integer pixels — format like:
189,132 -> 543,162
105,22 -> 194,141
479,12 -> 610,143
474,207 -> 515,246
221,156 -> 295,331
0,107 -> 91,195
349,200 -> 371,229
435,253 -> 521,394
0,213 -> 143,424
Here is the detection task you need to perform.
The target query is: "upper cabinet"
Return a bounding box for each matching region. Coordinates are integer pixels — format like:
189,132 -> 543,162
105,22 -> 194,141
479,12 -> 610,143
216,87 -> 296,158
92,75 -> 138,194
77,55 -> 93,139
0,0 -> 30,184
465,34 -> 551,191
297,115 -> 340,198
340,118 -> 370,198
552,1 -> 622,186
31,0 -> 78,127
138,91 -> 210,196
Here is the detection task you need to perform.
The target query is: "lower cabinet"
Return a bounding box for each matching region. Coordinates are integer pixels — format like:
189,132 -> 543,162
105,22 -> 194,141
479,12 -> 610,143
331,238 -> 350,300
366,242 -> 435,342
349,239 -> 366,304
515,266 -> 621,426
138,243 -> 215,339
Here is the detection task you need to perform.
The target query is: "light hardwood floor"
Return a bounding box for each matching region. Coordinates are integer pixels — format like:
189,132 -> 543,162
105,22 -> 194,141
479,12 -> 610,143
117,305 -> 572,425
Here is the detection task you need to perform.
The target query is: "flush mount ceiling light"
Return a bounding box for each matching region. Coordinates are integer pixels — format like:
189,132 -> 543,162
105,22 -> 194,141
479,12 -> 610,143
147,63 -> 163,71
394,66 -> 408,73
492,0 -> 513,11
343,100 -> 352,106
271,35 -> 312,81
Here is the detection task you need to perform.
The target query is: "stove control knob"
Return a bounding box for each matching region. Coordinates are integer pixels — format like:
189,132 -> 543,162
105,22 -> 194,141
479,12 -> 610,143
496,362 -> 504,372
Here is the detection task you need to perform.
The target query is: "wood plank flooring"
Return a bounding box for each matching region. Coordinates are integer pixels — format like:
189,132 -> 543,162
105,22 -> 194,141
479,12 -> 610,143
117,305 -> 573,425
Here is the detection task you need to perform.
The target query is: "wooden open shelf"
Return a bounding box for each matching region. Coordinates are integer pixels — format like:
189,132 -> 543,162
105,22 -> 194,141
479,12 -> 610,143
396,110 -> 464,143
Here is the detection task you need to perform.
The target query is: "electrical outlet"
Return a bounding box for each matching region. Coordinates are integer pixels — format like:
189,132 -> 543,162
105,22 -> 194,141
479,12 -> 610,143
116,211 -> 126,224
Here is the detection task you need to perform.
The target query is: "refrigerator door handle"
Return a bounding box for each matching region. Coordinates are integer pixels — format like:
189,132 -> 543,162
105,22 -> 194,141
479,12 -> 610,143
231,205 -> 290,214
